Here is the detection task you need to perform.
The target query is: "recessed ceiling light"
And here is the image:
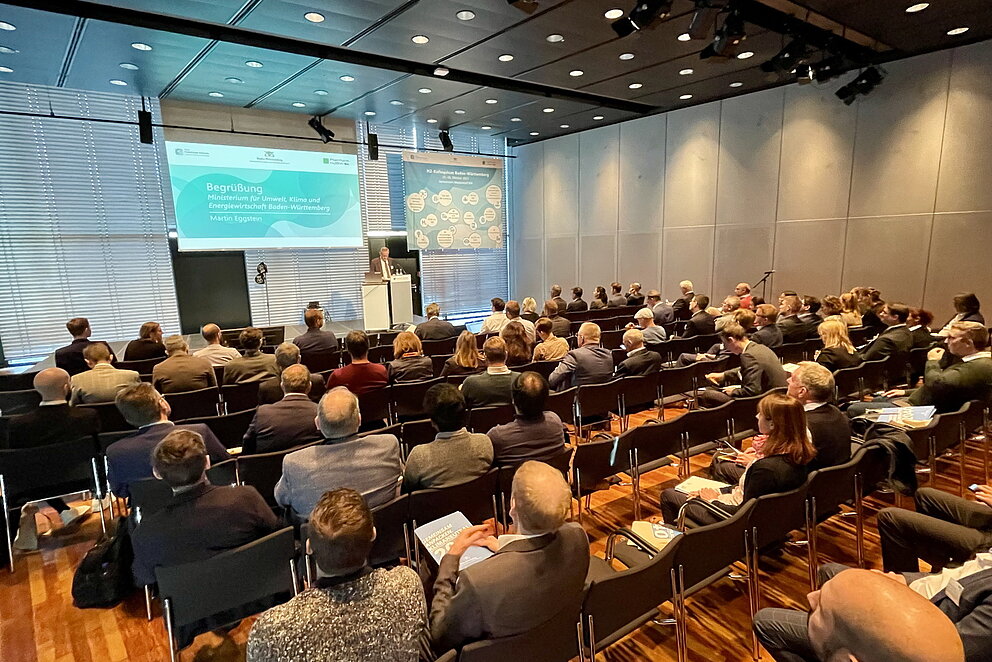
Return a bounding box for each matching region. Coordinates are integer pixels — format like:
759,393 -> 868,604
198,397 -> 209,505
418,87 -> 432,93
427,118 -> 438,124
454,109 -> 466,114
485,98 -> 498,104
546,34 -> 564,43
498,54 -> 514,62
364,111 -> 376,116
593,115 -> 604,120
947,27 -> 969,35
389,99 -> 404,106
679,68 -> 694,75
411,35 -> 430,44
604,8 -> 624,19
0,66 -> 12,73
245,60 -> 263,67
737,51 -> 754,59
628,82 -> 642,89
679,94 -> 693,100
119,62 -> 139,70
905,3 -> 929,12
225,76 -> 243,84
543,107 -> 555,113
304,11 -> 325,22
560,124 -> 570,128
314,89 -> 328,95
677,32 -> 691,41
208,91 -> 224,97
456,10 -> 476,20
729,81 -> 743,87
0,21 -> 16,31
529,131 -> 540,136
0,45 -> 18,53
569,70 -> 584,77
510,117 -> 522,122
292,102 -> 306,107
131,42 -> 152,51
109,79 -> 128,86
339,75 -> 355,82
433,66 -> 449,77
619,52 -> 634,60
481,125 -> 492,130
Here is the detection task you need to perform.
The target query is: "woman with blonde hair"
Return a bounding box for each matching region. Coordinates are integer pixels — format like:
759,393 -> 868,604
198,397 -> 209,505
387,331 -> 433,383
839,293 -> 862,327
441,331 -> 484,377
815,318 -> 862,372
520,297 -> 539,323
501,321 -> 532,367
660,392 -> 815,527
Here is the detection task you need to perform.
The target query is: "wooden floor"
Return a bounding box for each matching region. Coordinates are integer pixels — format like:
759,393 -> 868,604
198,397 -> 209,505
1,406 -> 986,662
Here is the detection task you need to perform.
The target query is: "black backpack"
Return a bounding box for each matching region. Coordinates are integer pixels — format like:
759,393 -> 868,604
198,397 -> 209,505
72,517 -> 136,608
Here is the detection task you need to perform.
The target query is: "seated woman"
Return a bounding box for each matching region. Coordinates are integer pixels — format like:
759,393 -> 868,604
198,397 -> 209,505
386,331 -> 433,383
520,297 -> 540,323
814,319 -> 862,372
589,286 -> 608,310
820,295 -> 843,319
123,321 -> 167,361
441,331 -> 484,377
660,392 -> 815,528
937,292 -> 984,336
839,293 -> 863,327
908,307 -> 935,349
501,321 -> 532,367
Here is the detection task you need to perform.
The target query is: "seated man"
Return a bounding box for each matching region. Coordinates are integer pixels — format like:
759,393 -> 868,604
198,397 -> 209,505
615,329 -> 663,377
607,282 -> 627,308
7,368 -> 95,551
152,335 -> 216,393
479,298 -> 509,335
403,384 -> 493,492
222,327 -> 279,384
751,304 -> 784,348
106,383 -> 229,499
699,323 -> 788,407
247,489 -> 426,662
131,429 -> 279,589
123,321 -> 167,362
753,567 -> 965,662
626,282 -> 645,307
54,317 -> 114,376
799,295 -> 823,327
461,337 -> 519,408
416,302 -> 458,341
69,342 -> 141,404
192,323 -> 242,366
429,461 -> 590,652
503,300 -> 535,343
544,300 -> 572,338
532,317 -> 569,362
565,286 -> 587,312
293,308 -> 337,355
548,323 -> 613,390
646,290 -> 674,325
671,280 -> 694,320
680,295 -> 717,338
326,330 -> 388,395
258,342 -> 325,405
243,364 -> 322,455
487,372 -> 568,466
629,307 -> 667,344
274,387 -> 402,516
735,282 -> 753,310
550,284 -> 568,313
777,295 -> 808,344
857,301 -> 912,363
877,485 -> 992,573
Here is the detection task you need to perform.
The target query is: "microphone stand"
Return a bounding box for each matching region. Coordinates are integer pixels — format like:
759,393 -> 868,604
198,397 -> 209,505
752,270 -> 775,302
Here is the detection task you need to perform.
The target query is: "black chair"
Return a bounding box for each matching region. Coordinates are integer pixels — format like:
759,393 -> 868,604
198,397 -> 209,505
238,444 -> 320,509
679,400 -> 735,459
156,527 -> 298,662
164,387 -> 221,421
832,364 -> 864,402
358,387 -> 392,429
431,354 -> 453,377
859,358 -> 890,393
545,386 -> 577,429
619,373 -> 662,427
220,382 -> 260,414
400,418 -> 437,459
527,361 -> 561,380
375,331 -> 399,348
445,373 -> 474,386
600,329 -> 626,350
775,342 -> 807,364
0,436 -> 106,570
572,433 -> 633,525
409,470 -> 499,568
181,408 -> 257,450
453,599 -> 584,662
657,365 -> 696,407
117,356 -> 167,374
421,338 -> 458,356
692,333 -> 721,354
908,346 -> 931,383
391,377 -> 444,422
467,404 -> 515,434
575,379 -> 623,440
493,446 -> 572,529
76,401 -> 134,433
623,419 -> 684,519
300,350 -> 340,374
128,477 -> 176,520
0,371 -> 38,392
368,345 -> 393,364
369,493 -> 411,567
0,389 -> 41,415
658,337 -> 696,363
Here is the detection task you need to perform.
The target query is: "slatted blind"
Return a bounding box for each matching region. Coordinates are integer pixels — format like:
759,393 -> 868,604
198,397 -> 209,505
0,82 -> 180,365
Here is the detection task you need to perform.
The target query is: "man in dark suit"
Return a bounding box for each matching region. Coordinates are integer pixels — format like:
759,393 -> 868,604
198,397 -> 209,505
370,245 -> 395,279
646,290 -> 675,325
565,286 -> 588,312
625,282 -> 645,307
680,295 -> 717,338
106,383 -> 229,498
416,302 -> 458,341
293,308 -> 337,355
607,282 -> 627,308
671,280 -> 695,320
543,300 -> 572,338
548,323 -> 613,390
258,343 -> 326,405
859,302 -> 913,362
243,364 -> 322,455
223,327 -> 279,385
6,368 -> 96,551
799,295 -> 823,327
778,295 -> 809,344
54,317 -> 114,376
699,323 -> 788,407
615,329 -> 663,377
429,461 -> 589,652
789,363 -> 852,470
751,304 -> 784,348
549,284 -> 568,314
486,372 -> 568,466
151,335 -> 216,394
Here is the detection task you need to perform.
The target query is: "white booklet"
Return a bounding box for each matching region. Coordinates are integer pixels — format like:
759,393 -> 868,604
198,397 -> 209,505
675,475 -> 731,494
627,521 -> 683,551
414,511 -> 494,571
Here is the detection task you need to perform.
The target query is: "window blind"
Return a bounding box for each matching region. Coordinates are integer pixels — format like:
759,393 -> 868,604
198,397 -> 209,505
0,82 -> 180,365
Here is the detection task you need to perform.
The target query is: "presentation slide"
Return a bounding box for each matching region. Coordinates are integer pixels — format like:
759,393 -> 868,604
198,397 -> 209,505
403,151 -> 504,250
165,142 -> 362,250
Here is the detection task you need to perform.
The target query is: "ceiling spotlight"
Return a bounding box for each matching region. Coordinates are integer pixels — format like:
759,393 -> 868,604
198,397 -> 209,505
546,34 -> 564,42
570,69 -> 584,76
292,102 -> 307,107
208,91 -> 224,97
0,21 -> 15,31
304,12 -> 325,22
119,62 -> 139,70
605,8 -> 624,19
760,39 -> 814,77
679,68 -> 694,75
628,82 -> 642,89
510,117 -> 522,122
485,98 -> 498,104
308,115 -> 335,143
700,9 -> 746,59
340,74 -> 355,82
498,54 -> 515,62
835,66 -> 886,105
0,45 -> 18,53
529,131 -> 540,136
796,64 -> 816,85
245,60 -> 263,67
130,42 -> 151,51
593,115 -> 604,120
364,111 -> 376,116
905,3 -> 929,12
619,52 -> 635,60
439,130 -> 454,151
411,35 -> 430,44
433,66 -> 449,76
677,32 -> 691,41
947,27 -> 969,35
611,0 -> 674,38
454,109 -> 466,114
543,107 -> 555,112
679,94 -> 693,100
456,10 -> 476,20
736,51 -> 754,59
427,118 -> 438,124
389,99 -> 405,105
687,0 -> 724,40
0,65 -> 13,73
810,54 -> 848,83
314,89 -> 328,95
225,76 -> 243,84
560,124 -> 570,128
507,0 -> 540,15
729,81 -> 743,87
109,79 -> 128,86
481,125 -> 492,130
418,87 -> 432,93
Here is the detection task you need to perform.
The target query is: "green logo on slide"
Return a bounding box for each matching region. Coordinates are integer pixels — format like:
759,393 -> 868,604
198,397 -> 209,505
322,158 -> 330,164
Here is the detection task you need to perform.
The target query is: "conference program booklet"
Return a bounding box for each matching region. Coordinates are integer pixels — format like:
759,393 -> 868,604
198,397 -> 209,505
627,521 -> 683,551
875,405 -> 936,426
674,475 -> 731,494
414,511 -> 494,571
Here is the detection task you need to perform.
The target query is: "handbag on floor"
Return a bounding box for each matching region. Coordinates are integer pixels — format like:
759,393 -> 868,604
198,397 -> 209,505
71,517 -> 136,608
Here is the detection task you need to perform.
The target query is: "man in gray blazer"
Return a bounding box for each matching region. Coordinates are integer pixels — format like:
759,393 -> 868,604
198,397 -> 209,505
548,322 -> 614,390
429,461 -> 590,652
152,335 -> 217,394
699,323 -> 787,407
69,342 -> 141,404
222,327 -> 279,385
242,365 -> 322,455
274,386 -> 402,517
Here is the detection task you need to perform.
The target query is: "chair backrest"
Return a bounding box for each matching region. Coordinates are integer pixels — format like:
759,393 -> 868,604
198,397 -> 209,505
300,350 -> 340,374
238,444 -> 318,508
409,469 -> 499,528
165,387 -> 221,421
657,365 -> 696,400
576,379 -> 623,422
368,345 -> 393,364
526,361 -> 561,380
369,493 -> 411,567
117,356 -> 167,374
677,499 -> 755,595
98,430 -> 133,453
600,329 -> 626,350
181,408 -> 258,449
680,400 -> 734,450
445,373 -> 473,386
572,434 -> 632,494
545,387 -> 577,426
422,338 -> 458,356
622,419 -> 683,473
692,334 -> 721,353
775,342 -> 807,364
932,405 -> 967,456
468,404 -> 515,434
747,482 -> 809,550
658,337 -> 696,362
358,386 -> 392,427
0,371 -> 38,392
619,373 -> 661,416
805,454 -> 861,521
0,436 -> 101,505
908,346 -> 930,380
431,354 -> 453,377
457,595 -> 583,662
156,527 -> 297,628
400,418 -> 437,459
128,477 -> 176,518
0,388 -> 41,415
832,364 -> 864,402
859,358 -> 890,393
962,400 -> 987,437
77,401 -> 134,433
220,382 -> 260,414
391,377 -> 444,420
854,443 -> 891,498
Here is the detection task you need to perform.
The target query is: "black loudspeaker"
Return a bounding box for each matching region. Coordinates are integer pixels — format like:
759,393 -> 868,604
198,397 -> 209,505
138,110 -> 153,144
439,130 -> 453,152
368,132 -> 379,161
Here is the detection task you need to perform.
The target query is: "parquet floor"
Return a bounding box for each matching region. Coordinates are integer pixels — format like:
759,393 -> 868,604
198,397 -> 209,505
1,406 -> 986,662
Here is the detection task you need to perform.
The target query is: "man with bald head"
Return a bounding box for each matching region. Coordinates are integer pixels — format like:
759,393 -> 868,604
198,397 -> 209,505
274,386 -> 402,517
615,328 -> 663,377
754,566 -> 966,662
6,368 -> 96,550
152,335 -> 216,393
548,322 -> 613,390
192,323 -> 241,366
242,364 -> 322,455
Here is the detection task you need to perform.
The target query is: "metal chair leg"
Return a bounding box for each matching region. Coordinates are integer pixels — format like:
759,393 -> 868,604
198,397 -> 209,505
750,527 -> 761,660
805,499 -> 817,592
144,585 -> 153,621
576,620 -> 587,662
1,475 -> 13,573
855,473 -> 865,568
959,422 -> 967,499
163,597 -> 178,662
588,614 -> 597,662
630,449 -> 642,521
678,565 -> 687,662
289,559 -> 299,596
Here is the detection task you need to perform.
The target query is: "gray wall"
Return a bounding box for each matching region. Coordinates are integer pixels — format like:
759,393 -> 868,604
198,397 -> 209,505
509,40 -> 992,323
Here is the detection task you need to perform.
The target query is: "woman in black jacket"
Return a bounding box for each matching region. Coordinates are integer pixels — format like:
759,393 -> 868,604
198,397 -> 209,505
815,319 -> 862,372
386,331 -> 434,383
660,392 -> 815,527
